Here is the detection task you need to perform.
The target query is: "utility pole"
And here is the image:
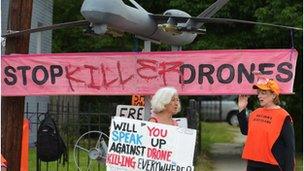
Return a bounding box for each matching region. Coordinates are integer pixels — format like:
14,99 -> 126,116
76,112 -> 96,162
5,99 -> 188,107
1,0 -> 33,170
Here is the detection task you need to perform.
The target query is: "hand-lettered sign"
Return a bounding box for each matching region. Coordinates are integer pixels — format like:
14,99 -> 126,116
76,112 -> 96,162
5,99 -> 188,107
116,105 -> 188,128
106,117 -> 196,171
2,49 -> 297,96
116,105 -> 145,120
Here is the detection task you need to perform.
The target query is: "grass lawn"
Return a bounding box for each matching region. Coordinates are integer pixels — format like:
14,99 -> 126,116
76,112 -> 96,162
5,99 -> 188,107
194,122 -> 236,171
296,154 -> 303,171
29,149 -> 106,171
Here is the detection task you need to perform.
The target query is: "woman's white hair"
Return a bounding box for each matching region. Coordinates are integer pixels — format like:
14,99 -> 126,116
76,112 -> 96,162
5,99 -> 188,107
151,87 -> 181,113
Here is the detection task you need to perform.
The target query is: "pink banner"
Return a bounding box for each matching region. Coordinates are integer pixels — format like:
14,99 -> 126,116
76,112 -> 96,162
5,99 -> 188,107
1,49 -> 297,96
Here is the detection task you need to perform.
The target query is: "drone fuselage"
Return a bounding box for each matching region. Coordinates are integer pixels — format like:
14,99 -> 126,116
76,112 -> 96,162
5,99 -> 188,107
81,0 -> 197,45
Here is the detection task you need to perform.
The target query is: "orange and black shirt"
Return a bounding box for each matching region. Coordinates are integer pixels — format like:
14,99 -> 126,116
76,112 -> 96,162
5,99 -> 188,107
238,108 -> 295,171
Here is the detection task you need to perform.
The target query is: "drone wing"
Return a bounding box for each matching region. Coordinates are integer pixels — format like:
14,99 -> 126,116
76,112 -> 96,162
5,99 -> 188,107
2,20 -> 90,38
150,14 -> 303,34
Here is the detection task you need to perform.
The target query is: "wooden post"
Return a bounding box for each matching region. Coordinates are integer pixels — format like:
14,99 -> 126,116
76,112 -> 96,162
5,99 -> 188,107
1,0 -> 33,170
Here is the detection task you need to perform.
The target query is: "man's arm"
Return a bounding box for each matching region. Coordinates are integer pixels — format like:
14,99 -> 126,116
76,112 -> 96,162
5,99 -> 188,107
281,117 -> 295,171
237,109 -> 248,135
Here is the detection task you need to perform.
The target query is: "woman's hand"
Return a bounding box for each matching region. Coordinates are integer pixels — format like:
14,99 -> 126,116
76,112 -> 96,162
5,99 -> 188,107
238,95 -> 249,112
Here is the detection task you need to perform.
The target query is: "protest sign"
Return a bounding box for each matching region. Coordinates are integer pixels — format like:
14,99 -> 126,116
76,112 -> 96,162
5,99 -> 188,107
132,95 -> 145,106
106,117 -> 196,171
116,105 -> 145,120
116,105 -> 188,128
173,118 -> 188,128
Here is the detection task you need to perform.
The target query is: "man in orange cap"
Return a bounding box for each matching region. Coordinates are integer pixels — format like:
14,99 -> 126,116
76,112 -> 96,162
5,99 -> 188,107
237,77 -> 295,171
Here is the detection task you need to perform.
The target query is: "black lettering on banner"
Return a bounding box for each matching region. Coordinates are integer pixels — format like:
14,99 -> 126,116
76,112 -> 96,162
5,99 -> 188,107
4,66 -> 17,85
50,65 -> 63,84
198,64 -> 215,84
32,65 -> 49,85
217,64 -> 234,84
238,63 -> 255,83
276,62 -> 293,82
259,63 -> 275,75
17,66 -> 31,85
179,64 -> 195,84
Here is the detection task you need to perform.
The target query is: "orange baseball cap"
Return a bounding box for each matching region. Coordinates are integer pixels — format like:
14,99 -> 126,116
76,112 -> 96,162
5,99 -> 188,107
252,78 -> 280,95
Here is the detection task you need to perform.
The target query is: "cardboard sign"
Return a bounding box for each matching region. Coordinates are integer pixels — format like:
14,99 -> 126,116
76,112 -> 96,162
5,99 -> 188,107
116,105 -> 144,120
116,105 -> 188,128
106,117 -> 196,171
173,118 -> 188,128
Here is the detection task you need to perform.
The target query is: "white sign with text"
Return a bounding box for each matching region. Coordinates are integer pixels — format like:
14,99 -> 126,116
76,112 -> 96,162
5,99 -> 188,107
116,105 -> 188,129
116,105 -> 145,120
106,117 -> 196,171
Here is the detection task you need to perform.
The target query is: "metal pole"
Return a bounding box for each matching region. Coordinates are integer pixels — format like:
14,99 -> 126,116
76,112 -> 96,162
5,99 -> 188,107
143,40 -> 152,120
171,45 -> 182,51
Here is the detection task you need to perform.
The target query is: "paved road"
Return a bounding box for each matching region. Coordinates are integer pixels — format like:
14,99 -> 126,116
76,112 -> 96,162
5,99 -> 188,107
210,129 -> 247,171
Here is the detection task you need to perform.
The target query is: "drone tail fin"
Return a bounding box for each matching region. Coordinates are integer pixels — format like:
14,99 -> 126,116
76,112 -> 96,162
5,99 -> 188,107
198,0 -> 229,18
129,0 -> 148,13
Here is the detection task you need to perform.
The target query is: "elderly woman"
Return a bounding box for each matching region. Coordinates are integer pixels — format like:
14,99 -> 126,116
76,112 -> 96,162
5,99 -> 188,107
238,78 -> 295,171
148,87 -> 181,126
